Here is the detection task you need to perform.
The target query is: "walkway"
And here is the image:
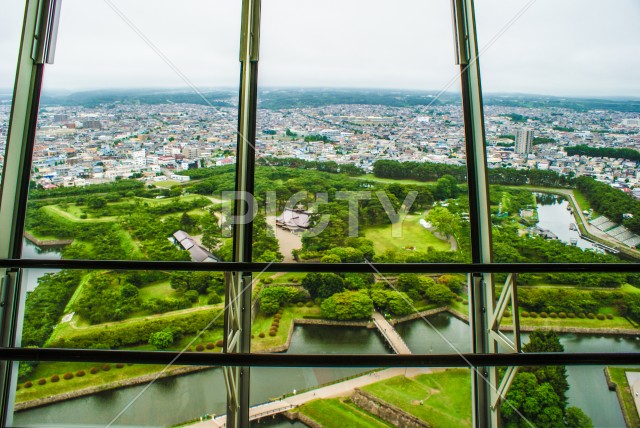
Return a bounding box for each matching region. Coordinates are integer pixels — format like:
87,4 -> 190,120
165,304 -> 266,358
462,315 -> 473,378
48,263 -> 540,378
371,310 -> 412,355
188,367 -> 431,427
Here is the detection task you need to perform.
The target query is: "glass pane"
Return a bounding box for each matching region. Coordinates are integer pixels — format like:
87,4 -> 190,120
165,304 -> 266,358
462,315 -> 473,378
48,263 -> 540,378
0,2 -> 24,184
23,0 -> 240,263
251,270 -> 470,358
254,0 -> 471,265
477,0 -> 640,265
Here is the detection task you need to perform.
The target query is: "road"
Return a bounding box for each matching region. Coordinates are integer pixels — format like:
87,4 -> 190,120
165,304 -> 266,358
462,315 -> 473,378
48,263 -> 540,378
188,367 -> 433,427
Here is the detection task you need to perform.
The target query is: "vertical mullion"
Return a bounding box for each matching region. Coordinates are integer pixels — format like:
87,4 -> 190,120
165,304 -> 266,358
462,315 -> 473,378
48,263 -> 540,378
224,0 -> 260,426
453,0 -> 498,426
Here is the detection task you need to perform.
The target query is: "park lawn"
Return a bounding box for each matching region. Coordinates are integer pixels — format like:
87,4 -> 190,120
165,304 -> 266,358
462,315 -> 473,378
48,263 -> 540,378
43,204 -> 116,222
573,189 -> 593,213
251,304 -> 321,351
607,367 -> 640,428
266,272 -> 305,285
138,280 -> 179,301
297,398 -> 393,428
134,194 -> 208,206
364,215 -> 450,254
622,284 -> 640,294
53,306 -> 224,343
152,180 -> 182,188
16,362 -> 167,403
115,228 -> 144,259
518,311 -> 635,329
351,174 -> 434,186
362,369 -> 471,428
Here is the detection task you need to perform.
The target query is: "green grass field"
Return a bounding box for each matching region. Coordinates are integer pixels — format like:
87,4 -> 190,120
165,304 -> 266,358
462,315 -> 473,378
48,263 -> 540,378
44,204 -> 116,222
362,369 -> 471,428
297,398 -> 393,428
607,367 -> 640,428
138,280 -> 178,301
251,304 -> 321,351
364,214 -> 451,253
573,189 -> 593,213
15,362 -> 171,403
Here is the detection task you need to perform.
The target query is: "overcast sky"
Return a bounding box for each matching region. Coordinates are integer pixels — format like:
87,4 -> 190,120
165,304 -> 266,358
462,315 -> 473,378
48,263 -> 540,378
1,0 -> 639,98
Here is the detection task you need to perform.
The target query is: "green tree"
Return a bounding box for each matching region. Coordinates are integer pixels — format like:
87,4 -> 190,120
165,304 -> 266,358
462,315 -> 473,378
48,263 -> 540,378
149,329 -> 174,349
259,286 -> 298,315
321,291 -> 373,320
564,407 -> 594,428
424,282 -> 454,305
426,206 -> 460,239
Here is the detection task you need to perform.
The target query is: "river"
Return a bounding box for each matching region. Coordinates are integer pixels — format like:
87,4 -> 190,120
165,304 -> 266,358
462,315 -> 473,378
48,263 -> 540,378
13,312 -> 637,427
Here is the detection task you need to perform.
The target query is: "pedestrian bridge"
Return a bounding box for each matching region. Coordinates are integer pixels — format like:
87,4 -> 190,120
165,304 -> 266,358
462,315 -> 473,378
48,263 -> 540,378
371,310 -> 412,354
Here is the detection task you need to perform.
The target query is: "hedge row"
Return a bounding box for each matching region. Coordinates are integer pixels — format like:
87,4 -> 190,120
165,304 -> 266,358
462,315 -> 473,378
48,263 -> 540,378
48,308 -> 224,349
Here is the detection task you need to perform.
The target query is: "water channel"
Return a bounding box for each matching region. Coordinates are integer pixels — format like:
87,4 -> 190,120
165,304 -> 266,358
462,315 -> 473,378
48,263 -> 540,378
13,195 -> 635,427
13,313 -> 637,427
535,193 -> 597,251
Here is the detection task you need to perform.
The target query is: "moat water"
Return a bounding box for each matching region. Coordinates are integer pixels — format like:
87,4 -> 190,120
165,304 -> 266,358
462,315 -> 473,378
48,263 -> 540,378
13,313 -> 636,427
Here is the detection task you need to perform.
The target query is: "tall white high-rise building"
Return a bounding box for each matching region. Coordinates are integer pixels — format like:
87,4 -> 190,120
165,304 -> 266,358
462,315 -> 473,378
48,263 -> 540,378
515,128 -> 534,155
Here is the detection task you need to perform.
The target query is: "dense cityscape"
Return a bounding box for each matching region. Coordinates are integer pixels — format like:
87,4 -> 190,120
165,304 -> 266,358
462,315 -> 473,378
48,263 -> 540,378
1,92 -> 639,199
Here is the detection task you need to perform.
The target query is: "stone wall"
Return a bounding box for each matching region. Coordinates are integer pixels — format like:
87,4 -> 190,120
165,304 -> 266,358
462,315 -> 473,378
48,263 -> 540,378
283,411 -> 323,428
351,389 -> 430,428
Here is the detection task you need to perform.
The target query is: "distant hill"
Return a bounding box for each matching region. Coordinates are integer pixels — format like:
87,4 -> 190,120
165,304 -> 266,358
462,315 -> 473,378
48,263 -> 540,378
38,88 -> 236,108
4,87 -> 639,113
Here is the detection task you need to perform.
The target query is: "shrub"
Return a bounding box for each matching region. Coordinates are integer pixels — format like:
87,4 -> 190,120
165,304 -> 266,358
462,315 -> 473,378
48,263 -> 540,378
115,363 -> 125,369
102,364 -> 111,371
306,301 -> 314,307
549,312 -> 557,318
38,378 -> 46,385
606,314 -> 614,319
50,375 -> 60,382
521,311 -> 529,318
273,314 -> 282,320
530,312 -> 538,318
462,300 -> 468,305
216,340 -> 224,347
540,312 -> 548,318
587,313 -> 595,319
558,312 -> 567,319
503,310 -> 511,318
206,342 -> 215,350
269,331 -> 277,337
63,372 -> 73,380
597,314 -> 606,320
264,278 -> 273,284
90,367 -> 99,374
271,322 -> 279,328
456,296 -> 463,302
258,332 -> 265,338
76,370 -> 86,377
24,381 -> 33,388
577,312 -> 586,319
196,344 -> 205,352
567,312 -> 575,318
296,302 -> 304,307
